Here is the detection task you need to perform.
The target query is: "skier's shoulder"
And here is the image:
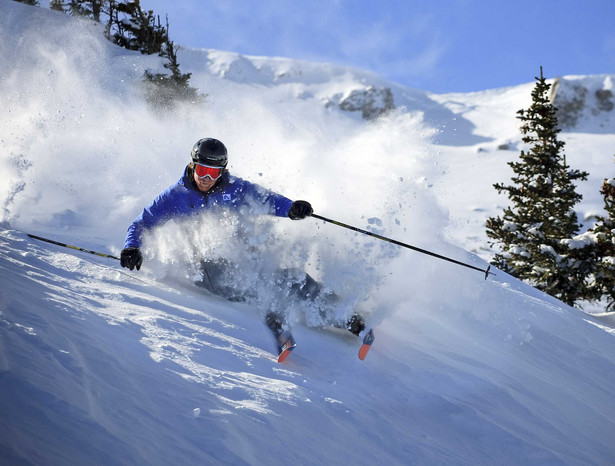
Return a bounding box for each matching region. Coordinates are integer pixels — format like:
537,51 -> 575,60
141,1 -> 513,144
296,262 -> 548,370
148,170 -> 199,211
220,172 -> 259,194
153,177 -> 188,201
224,172 -> 247,187
224,173 -> 278,197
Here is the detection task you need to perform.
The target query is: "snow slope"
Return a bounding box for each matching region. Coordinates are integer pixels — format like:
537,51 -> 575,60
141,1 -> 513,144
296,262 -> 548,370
2,2 -> 615,464
3,227 -> 615,465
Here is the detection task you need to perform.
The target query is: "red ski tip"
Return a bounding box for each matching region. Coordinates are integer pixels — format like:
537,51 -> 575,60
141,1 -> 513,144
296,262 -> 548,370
277,347 -> 294,363
276,337 -> 296,363
358,329 -> 375,361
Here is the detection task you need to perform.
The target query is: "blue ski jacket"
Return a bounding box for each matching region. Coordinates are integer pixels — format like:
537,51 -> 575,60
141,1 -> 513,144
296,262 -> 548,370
124,166 -> 294,249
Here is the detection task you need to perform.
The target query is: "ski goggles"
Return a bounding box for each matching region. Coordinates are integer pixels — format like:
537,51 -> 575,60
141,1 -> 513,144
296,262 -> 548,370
195,163 -> 223,180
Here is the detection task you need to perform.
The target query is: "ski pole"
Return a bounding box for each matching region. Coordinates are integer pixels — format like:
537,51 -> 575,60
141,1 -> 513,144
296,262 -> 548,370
311,213 -> 493,279
27,233 -> 120,261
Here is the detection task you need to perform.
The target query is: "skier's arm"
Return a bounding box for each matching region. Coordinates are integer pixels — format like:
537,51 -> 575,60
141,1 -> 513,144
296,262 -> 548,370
121,191 -> 180,271
124,190 -> 178,249
240,179 -> 310,218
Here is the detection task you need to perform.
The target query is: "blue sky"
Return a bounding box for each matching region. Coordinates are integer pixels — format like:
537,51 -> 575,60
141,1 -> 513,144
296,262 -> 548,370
141,0 -> 615,93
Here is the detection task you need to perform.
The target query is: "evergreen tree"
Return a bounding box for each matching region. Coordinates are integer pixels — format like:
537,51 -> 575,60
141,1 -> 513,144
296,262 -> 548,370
49,0 -> 97,17
48,1 -> 167,55
110,1 -> 167,54
13,0 -> 39,6
486,67 -> 589,306
586,178 -> 615,309
49,0 -> 65,12
75,0 -> 102,21
143,21 -> 204,111
44,0 -> 203,109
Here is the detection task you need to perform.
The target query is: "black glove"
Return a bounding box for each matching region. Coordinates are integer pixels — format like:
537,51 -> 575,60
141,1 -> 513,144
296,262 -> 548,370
288,200 -> 313,220
120,247 -> 143,271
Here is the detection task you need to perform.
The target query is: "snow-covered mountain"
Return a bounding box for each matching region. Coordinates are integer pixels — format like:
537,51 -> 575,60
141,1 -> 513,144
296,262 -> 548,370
2,2 -> 615,464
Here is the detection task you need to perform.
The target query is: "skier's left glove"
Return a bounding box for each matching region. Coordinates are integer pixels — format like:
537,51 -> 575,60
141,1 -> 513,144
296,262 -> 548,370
120,247 -> 143,271
288,200 -> 313,220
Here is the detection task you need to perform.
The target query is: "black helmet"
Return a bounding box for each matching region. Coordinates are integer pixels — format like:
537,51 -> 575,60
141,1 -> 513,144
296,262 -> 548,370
190,138 -> 228,168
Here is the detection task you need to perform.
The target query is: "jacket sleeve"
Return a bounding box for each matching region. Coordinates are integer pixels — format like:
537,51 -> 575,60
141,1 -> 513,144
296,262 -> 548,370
123,188 -> 180,249
240,179 -> 294,217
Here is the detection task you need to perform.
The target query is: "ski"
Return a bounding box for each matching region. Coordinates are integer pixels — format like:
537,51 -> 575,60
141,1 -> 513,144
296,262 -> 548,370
265,312 -> 296,363
358,328 -> 375,361
266,313 -> 373,362
275,330 -> 297,363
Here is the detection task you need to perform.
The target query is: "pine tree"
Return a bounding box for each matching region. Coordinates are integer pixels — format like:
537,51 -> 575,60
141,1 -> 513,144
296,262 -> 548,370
111,1 -> 167,54
49,1 -> 167,55
45,0 -> 203,109
49,1 -> 97,17
486,67 -> 589,306
75,0 -> 102,22
49,0 -> 65,12
587,178 -> 615,309
142,21 -> 204,111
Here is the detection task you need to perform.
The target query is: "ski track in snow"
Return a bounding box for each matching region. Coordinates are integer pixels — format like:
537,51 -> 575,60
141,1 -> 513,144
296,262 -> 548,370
4,227 -> 615,465
1,230 -> 311,417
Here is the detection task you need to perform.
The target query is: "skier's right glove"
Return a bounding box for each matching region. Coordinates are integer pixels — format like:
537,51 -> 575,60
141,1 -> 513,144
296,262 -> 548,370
120,247 -> 143,271
288,200 -> 313,220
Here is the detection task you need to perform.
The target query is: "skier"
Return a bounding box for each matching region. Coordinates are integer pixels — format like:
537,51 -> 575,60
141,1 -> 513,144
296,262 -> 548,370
120,138 -> 365,339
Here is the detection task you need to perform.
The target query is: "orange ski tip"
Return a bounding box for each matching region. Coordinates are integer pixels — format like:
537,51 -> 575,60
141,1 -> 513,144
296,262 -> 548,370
277,349 -> 292,363
358,329 -> 375,360
358,345 -> 371,361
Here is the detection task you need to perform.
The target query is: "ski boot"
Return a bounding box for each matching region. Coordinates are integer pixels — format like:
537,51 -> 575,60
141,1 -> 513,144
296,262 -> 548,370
345,313 -> 366,336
